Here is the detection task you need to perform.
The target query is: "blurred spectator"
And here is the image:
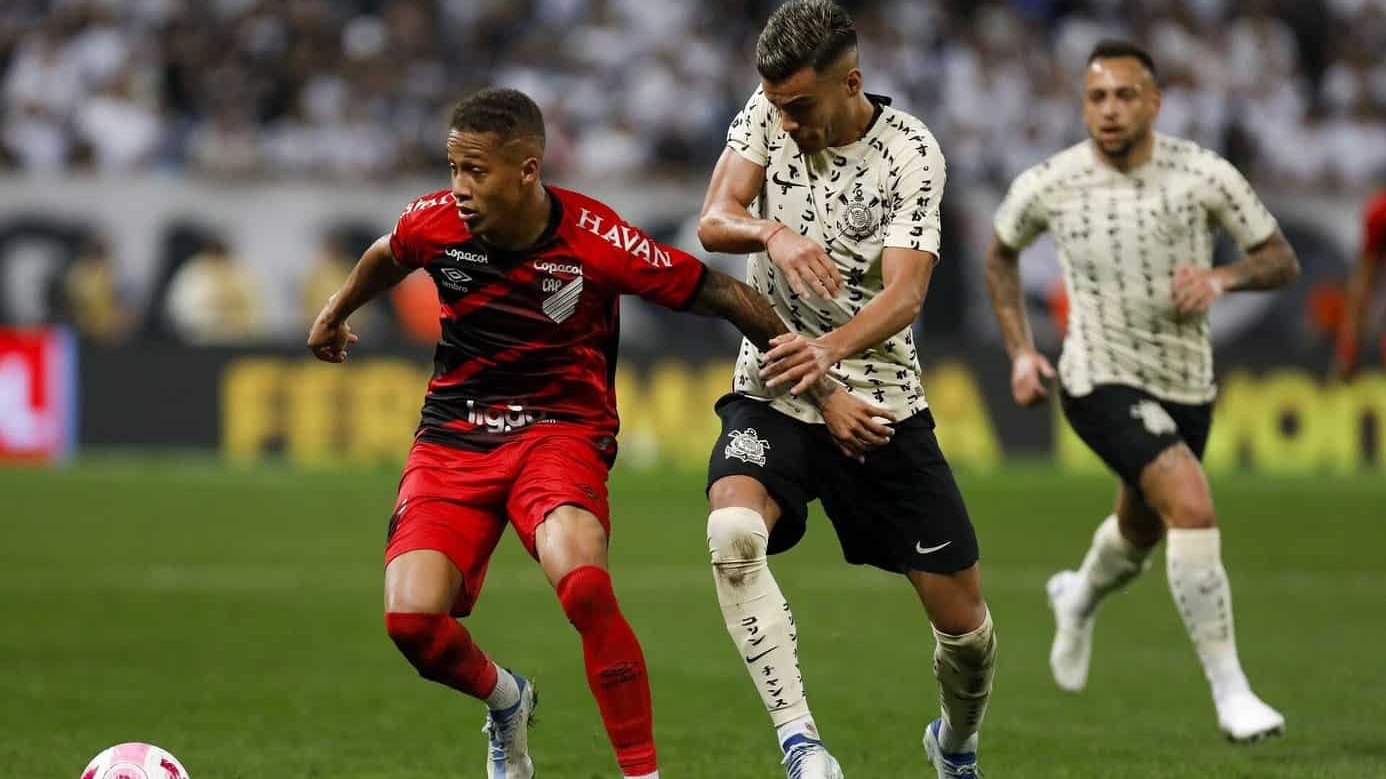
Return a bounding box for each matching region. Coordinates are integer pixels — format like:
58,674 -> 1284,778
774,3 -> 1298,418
300,233 -> 367,332
390,268 -> 442,345
55,234 -> 134,343
164,236 -> 263,345
0,0 -> 1383,189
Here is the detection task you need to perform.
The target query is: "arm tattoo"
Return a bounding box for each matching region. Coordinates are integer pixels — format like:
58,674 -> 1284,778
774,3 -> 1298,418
984,238 -> 1035,358
1222,232 -> 1301,292
688,269 -> 841,406
687,269 -> 787,351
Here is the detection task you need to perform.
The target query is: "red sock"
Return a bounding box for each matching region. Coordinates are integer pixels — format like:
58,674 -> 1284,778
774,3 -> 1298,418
556,566 -> 657,776
385,612 -> 498,700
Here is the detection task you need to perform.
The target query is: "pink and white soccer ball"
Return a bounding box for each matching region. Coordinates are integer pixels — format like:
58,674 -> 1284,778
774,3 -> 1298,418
81,743 -> 189,779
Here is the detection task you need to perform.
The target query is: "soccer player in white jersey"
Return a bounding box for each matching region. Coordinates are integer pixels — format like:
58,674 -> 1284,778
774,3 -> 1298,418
985,40 -> 1300,743
698,3 -> 997,777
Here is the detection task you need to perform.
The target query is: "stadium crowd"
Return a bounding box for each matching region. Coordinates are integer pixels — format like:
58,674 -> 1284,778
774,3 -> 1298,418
3,0 -> 1385,189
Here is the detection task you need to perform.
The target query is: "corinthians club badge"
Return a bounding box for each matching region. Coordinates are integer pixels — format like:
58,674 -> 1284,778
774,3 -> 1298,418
841,188 -> 880,240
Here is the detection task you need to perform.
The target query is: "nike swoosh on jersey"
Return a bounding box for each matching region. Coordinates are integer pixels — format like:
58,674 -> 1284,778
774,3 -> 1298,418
915,540 -> 952,555
770,171 -> 806,189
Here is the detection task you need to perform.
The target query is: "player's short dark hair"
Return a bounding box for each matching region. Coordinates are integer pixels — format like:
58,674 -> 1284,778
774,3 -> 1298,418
1087,39 -> 1158,81
755,0 -> 857,82
449,88 -> 546,152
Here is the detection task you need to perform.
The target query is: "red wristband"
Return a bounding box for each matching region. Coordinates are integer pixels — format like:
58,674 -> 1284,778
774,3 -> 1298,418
764,223 -> 787,248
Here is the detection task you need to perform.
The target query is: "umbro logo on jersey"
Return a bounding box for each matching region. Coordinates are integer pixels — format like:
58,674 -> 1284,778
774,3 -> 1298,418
438,267 -> 472,291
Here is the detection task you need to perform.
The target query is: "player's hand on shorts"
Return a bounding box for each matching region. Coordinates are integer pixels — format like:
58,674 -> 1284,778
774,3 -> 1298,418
760,333 -> 839,396
820,388 -> 894,461
306,311 -> 358,363
1172,264 -> 1225,315
765,227 -> 842,299
1011,350 -> 1055,407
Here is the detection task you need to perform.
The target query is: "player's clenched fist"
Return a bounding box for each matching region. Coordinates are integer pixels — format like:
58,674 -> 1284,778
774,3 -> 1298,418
1010,349 -> 1055,406
1171,264 -> 1226,315
819,387 -> 895,460
306,306 -> 358,363
765,224 -> 843,299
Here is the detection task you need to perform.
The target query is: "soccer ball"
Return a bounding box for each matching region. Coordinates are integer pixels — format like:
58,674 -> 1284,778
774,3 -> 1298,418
81,743 -> 189,779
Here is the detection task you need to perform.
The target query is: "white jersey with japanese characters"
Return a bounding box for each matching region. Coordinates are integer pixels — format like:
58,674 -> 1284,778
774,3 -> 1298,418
726,87 -> 946,423
994,133 -> 1277,404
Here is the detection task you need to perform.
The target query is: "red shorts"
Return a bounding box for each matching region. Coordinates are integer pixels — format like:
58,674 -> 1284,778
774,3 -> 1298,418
384,428 -> 613,616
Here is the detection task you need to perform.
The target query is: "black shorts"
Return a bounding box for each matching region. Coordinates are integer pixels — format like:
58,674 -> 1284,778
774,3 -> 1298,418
1060,384 -> 1213,487
706,393 -> 979,575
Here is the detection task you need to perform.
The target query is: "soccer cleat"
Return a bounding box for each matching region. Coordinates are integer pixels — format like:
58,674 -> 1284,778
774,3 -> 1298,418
923,719 -> 983,779
781,734 -> 845,779
1216,691 -> 1285,743
1046,570 -> 1095,693
482,671 -> 538,779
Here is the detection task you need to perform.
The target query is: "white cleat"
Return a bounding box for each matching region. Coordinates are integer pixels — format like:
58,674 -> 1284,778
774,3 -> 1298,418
1047,570 -> 1094,693
482,671 -> 537,779
1217,691 -> 1285,743
781,736 -> 845,779
923,719 -> 983,778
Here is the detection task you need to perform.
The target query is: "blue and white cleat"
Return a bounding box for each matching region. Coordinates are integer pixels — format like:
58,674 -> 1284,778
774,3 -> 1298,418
781,734 -> 845,779
923,719 -> 983,778
482,671 -> 537,779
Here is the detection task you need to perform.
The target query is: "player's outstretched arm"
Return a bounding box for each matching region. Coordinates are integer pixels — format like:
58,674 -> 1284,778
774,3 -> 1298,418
697,147 -> 842,298
1334,249 -> 1379,380
1172,231 -> 1300,315
984,234 -> 1054,407
306,234 -> 412,362
686,268 -> 893,454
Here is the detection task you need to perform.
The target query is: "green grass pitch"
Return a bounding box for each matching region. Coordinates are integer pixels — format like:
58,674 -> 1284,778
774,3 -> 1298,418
3,459 -> 1384,777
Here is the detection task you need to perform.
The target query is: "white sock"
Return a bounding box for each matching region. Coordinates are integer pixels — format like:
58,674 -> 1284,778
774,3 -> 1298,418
484,666 -> 520,711
1166,528 -> 1251,702
775,713 -> 821,751
933,609 -> 997,754
708,508 -> 813,737
1072,514 -> 1152,615
625,772 -> 659,779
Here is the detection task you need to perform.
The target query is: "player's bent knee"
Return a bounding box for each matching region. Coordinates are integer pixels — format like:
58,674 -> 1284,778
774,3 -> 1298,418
1163,490 -> 1216,529
707,507 -> 769,563
384,611 -> 451,677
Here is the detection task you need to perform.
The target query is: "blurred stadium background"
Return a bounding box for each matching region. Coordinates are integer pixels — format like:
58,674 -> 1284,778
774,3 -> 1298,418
2,1 -> 1384,777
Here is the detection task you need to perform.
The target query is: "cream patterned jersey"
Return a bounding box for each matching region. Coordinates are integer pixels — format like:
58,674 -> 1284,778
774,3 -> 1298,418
727,87 -> 946,423
995,133 -> 1277,404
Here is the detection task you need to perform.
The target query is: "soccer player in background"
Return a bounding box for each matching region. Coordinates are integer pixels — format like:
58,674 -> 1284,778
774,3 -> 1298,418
1332,186 -> 1386,380
984,40 -> 1299,742
306,87 -> 886,779
698,3 -> 997,777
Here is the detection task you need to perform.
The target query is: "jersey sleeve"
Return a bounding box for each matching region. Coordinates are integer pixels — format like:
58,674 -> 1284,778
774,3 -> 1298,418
587,209 -> 708,310
1363,194 -> 1386,259
388,201 -> 427,269
726,87 -> 773,167
1205,156 -> 1277,249
883,133 -> 947,255
993,166 -> 1049,251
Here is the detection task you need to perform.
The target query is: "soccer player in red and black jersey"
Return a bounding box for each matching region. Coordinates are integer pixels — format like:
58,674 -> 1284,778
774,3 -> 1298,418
306,88 -> 890,779
1333,186 -> 1386,380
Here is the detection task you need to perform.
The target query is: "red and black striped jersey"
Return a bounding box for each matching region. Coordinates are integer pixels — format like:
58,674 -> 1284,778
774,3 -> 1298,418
388,185 -> 707,454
